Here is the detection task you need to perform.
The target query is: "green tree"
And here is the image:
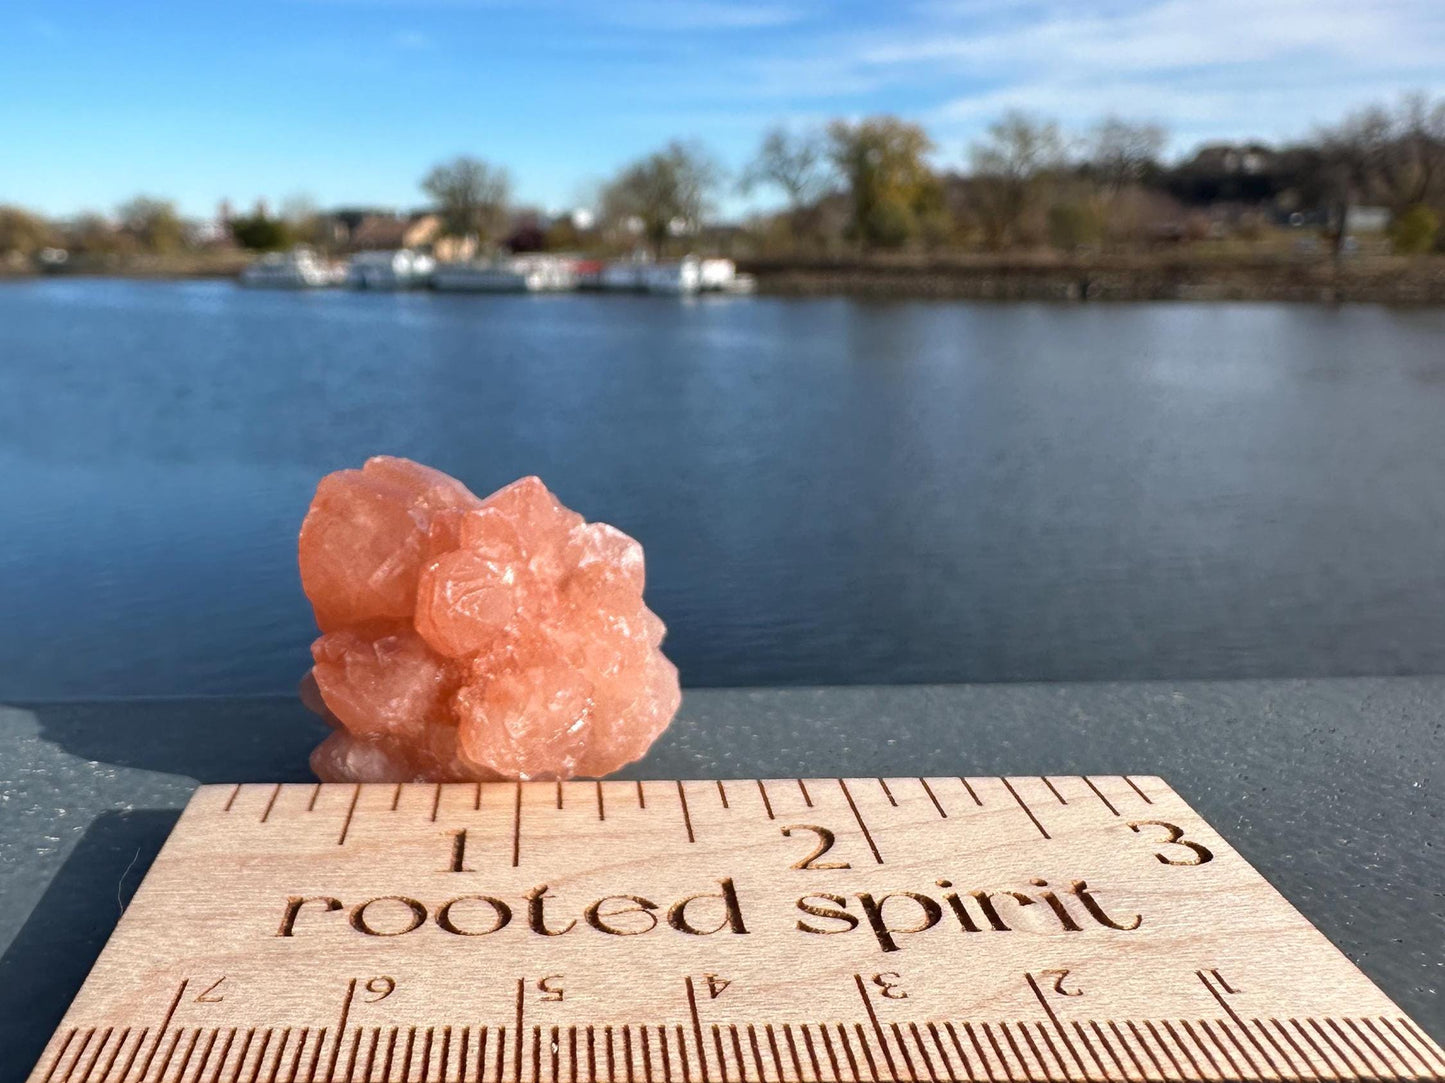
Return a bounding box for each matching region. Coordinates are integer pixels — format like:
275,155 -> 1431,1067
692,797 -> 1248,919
825,116 -> 939,251
116,196 -> 186,253
421,156 -> 512,247
969,112 -> 1067,248
740,126 -> 833,247
229,213 -> 292,251
0,205 -> 52,256
1390,203 -> 1440,253
602,141 -> 721,256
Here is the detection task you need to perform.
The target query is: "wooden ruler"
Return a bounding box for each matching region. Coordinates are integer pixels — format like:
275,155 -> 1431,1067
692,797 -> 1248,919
28,778 -> 1445,1083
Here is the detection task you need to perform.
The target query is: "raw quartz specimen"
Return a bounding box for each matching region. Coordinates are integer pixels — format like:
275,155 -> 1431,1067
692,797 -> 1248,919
298,457 -> 680,781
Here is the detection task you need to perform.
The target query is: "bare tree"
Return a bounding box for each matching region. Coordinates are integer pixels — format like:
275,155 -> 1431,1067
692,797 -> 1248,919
421,157 -> 512,247
740,126 -> 833,245
968,111 -> 1067,248
0,205 -> 53,256
116,195 -> 186,254
602,141 -> 721,256
1088,117 -> 1166,191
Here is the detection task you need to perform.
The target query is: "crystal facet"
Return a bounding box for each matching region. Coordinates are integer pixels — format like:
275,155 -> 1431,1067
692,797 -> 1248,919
298,458 -> 680,781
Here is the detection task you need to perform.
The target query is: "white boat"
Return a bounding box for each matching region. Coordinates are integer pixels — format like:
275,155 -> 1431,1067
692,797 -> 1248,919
347,249 -> 435,290
240,247 -> 344,288
599,255 -> 752,296
432,255 -> 577,293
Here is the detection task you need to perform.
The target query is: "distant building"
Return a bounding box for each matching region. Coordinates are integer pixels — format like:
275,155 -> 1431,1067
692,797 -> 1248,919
325,210 -> 443,252
1343,206 -> 1390,235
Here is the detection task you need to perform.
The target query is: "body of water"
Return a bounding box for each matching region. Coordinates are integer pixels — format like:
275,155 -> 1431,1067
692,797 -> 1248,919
2,277 -> 1444,698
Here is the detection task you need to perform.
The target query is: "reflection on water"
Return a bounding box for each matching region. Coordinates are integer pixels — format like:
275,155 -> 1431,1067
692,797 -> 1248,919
2,278 -> 1444,697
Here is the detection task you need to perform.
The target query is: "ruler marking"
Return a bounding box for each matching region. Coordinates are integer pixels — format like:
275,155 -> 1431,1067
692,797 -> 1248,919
961,1025 -> 995,1083
512,784 -> 523,868
344,1030 -> 362,1083
1024,975 -> 1086,1078
818,1026 -> 844,1083
1302,1019 -> 1351,1075
404,1028 -> 419,1083
100,1028 -> 133,1083
494,1027 -> 507,1083
1334,1019 -> 1388,1076
438,1029 -> 450,1083
471,1027 -> 486,1083
780,1026 -> 803,1083
761,1027 -> 785,1083
918,779 -> 947,818
430,785 -> 442,823
1086,1023 -> 1127,1080
258,1029 -> 284,1083
1080,778 -> 1118,817
362,1028 -> 379,1083
148,1025 -> 180,1081
959,778 -> 982,806
1195,971 -> 1273,1076
1268,1021 -> 1317,1079
835,1026 -> 862,1083
42,1029 -> 76,1083
380,1029 -> 396,1083
853,1024 -> 882,1083
677,783 -> 695,844
979,1025 -> 1015,1083
721,1026 -> 741,1083
1017,1025 -> 1053,1082
673,1025 -> 689,1083
1070,1022 -> 1108,1079
1104,1023 -> 1145,1081
284,1029 -> 307,1083
245,1032 -> 273,1083
138,980 -> 189,1083
556,781 -> 564,811
1215,1018 -> 1266,1078
391,786 -> 402,812
1323,1018 -> 1373,1075
206,1031 -> 236,1083
684,978 -> 709,1083
1192,1022 -> 1241,1079
636,782 -> 646,810
126,1030 -> 156,1083
515,981 -> 526,1083
86,1028 -> 119,1083
1040,778 -> 1067,805
63,1030 -> 95,1083
1122,777 -> 1153,804
308,785 -> 321,812
839,780 -> 883,863
796,781 -> 812,808
906,1024 -> 937,1083
193,1029 -> 221,1083
1123,1024 -> 1166,1083
797,1026 -> 821,1081
1368,1018 -> 1427,1074
1173,1017 -> 1219,1075
941,1025 -> 974,1083
596,783 -> 605,822
715,781 -> 730,809
877,780 -> 898,807
1307,1019 -> 1359,1075
853,976 -> 900,1082
998,1023 -> 1034,1083
474,783 -> 482,811
226,1031 -> 252,1083
1250,1021 -> 1301,1079
640,1026 -> 654,1083
1396,1017 -> 1445,1069
224,785 -> 241,812
571,1028 -> 580,1083
532,1027 -> 541,1083
171,1029 -> 201,1083
658,1028 -> 673,1083
605,1028 -> 616,1083
309,1030 -> 330,1083
923,1025 -> 952,1083
625,1026 -> 636,1083
1002,780 -> 1050,840
755,782 -> 774,820
732,1028 -> 751,1083
77,1029 -> 110,1083
586,1029 -> 596,1083
1144,1024 -> 1186,1082
327,980 -> 359,1080
1025,1024 -> 1068,1083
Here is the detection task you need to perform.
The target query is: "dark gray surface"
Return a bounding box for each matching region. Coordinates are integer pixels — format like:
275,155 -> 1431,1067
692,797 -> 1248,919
1,678 -> 1441,1082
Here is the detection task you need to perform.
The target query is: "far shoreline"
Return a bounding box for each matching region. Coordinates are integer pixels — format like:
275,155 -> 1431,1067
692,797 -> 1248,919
5,253 -> 1445,305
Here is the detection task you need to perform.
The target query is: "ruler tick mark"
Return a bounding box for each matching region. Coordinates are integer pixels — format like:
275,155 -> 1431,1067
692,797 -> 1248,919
136,980 -> 187,1083
853,975 -> 899,1082
1002,779 -> 1050,839
556,781 -> 563,810
1040,778 -> 1067,805
430,785 -> 442,823
338,787 -> 361,846
755,782 -> 773,820
1123,776 -> 1153,804
959,778 -> 982,806
715,780 -> 729,809
514,981 -> 525,1083
223,785 -> 241,812
307,784 -> 321,812
596,782 -> 605,822
919,779 -> 946,818
635,781 -> 646,809
676,782 -> 695,844
839,780 -> 883,863
512,783 -> 522,867
796,780 -> 812,807
390,784 -> 402,812
877,779 -> 897,807
1081,777 -> 1118,816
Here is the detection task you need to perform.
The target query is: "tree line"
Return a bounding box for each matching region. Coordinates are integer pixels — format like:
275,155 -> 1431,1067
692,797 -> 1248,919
3,92 -> 1443,266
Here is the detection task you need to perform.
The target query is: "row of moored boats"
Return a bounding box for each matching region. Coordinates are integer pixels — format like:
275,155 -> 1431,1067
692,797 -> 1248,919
240,248 -> 756,295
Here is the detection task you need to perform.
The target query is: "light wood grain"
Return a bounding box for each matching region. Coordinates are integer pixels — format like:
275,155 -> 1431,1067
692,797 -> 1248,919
27,778 -> 1445,1083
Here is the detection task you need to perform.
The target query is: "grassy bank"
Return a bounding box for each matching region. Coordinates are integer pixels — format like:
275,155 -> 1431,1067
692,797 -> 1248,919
739,253 -> 1445,303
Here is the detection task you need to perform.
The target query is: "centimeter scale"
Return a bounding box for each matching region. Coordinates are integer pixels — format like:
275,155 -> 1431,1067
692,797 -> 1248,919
28,777 -> 1445,1083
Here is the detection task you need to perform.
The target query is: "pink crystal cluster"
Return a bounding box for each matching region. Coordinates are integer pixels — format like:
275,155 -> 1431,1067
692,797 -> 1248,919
298,457 -> 680,781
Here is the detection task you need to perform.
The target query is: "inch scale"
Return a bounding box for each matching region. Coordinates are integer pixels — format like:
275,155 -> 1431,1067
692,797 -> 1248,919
29,777 -> 1445,1083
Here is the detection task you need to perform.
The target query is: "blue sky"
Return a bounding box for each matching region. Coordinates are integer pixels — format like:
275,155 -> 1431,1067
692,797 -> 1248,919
2,0 -> 1442,219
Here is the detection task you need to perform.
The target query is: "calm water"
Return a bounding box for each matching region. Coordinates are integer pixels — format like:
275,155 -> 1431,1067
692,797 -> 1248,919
2,277 -> 1444,698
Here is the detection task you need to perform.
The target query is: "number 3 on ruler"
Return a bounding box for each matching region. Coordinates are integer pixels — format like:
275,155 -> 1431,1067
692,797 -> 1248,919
1127,820 -> 1214,866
